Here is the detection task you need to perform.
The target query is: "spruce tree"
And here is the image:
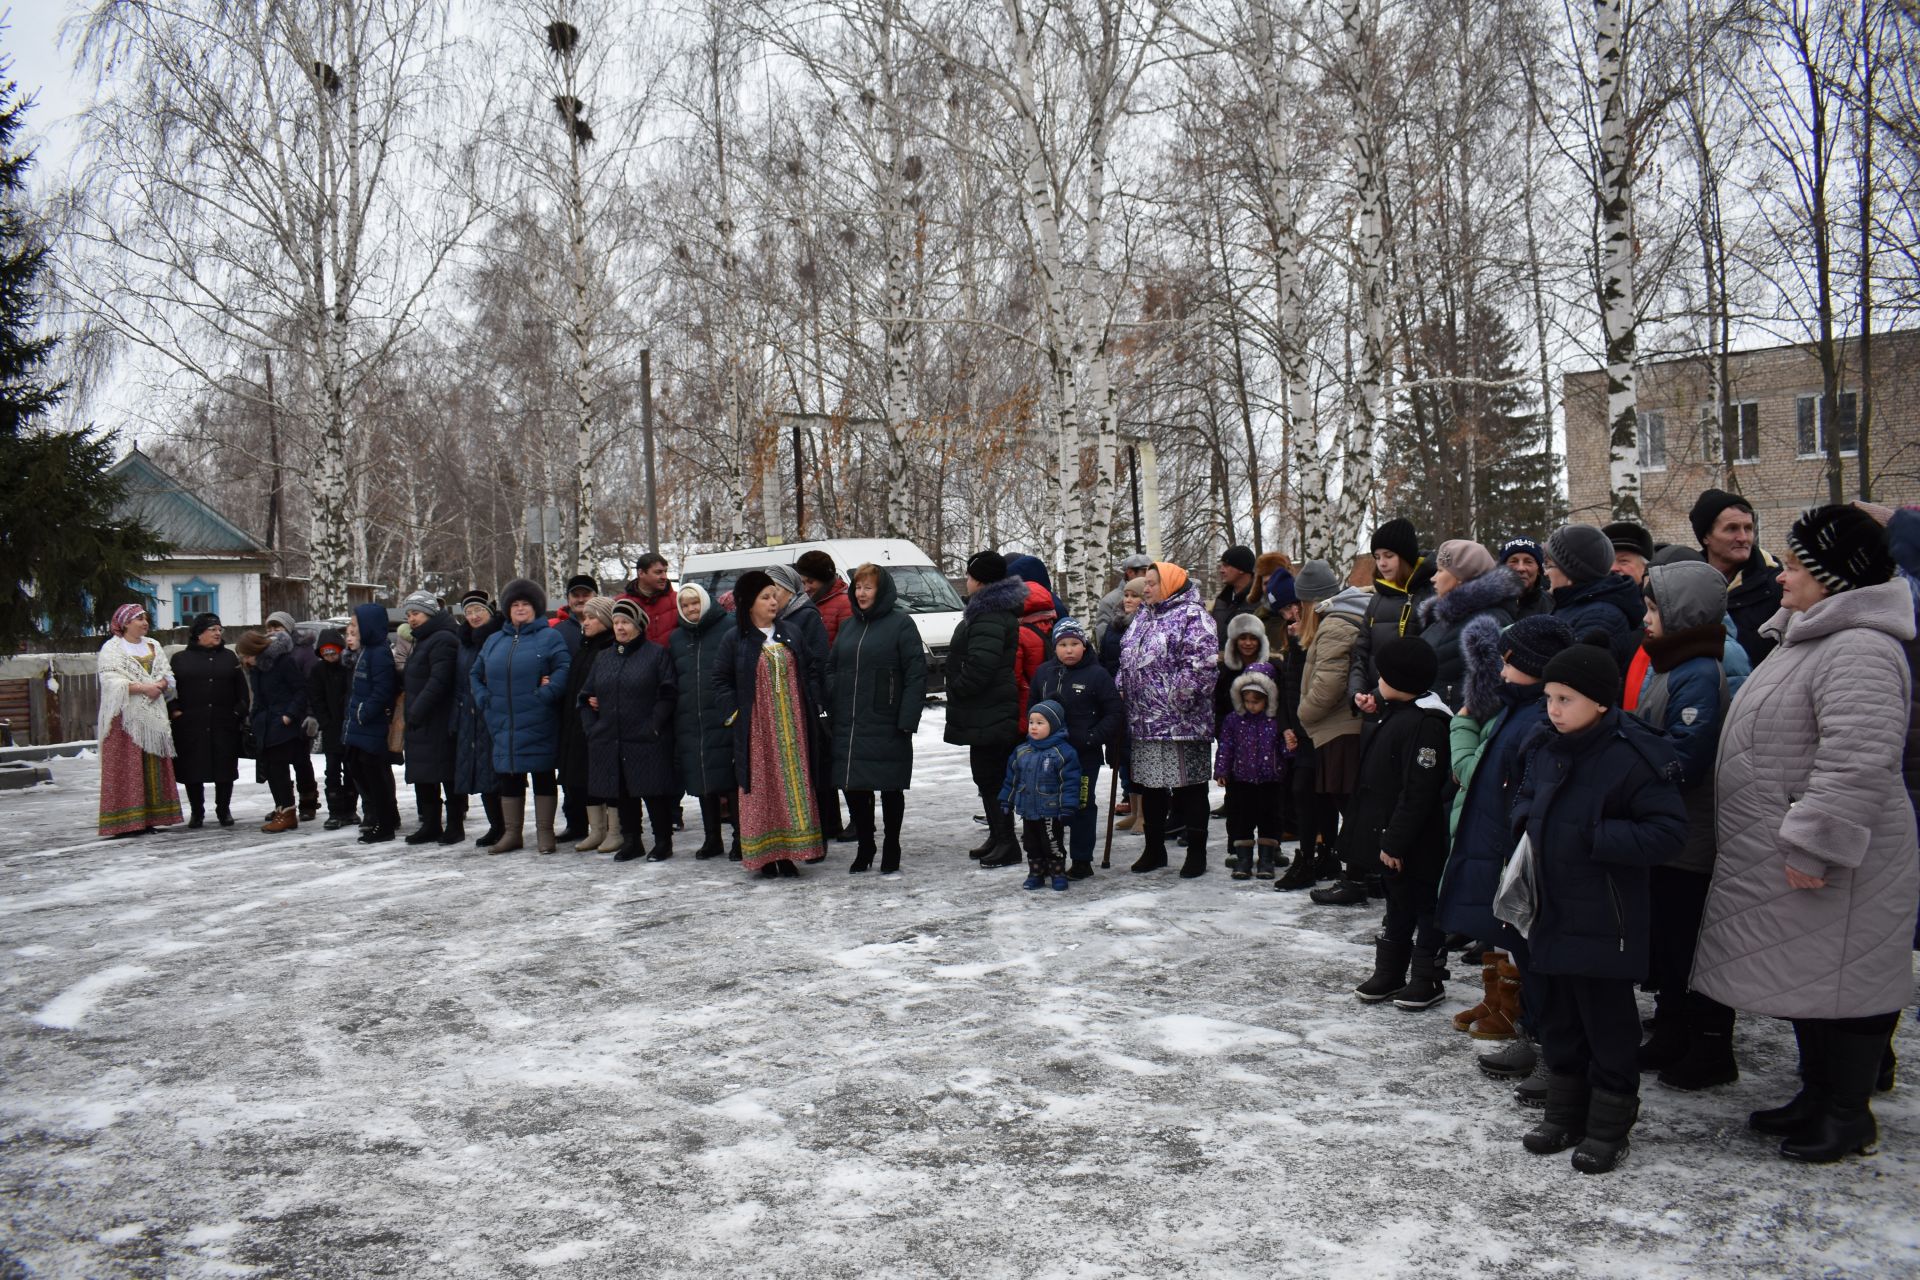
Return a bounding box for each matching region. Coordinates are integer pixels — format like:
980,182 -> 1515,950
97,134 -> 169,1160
0,72 -> 165,648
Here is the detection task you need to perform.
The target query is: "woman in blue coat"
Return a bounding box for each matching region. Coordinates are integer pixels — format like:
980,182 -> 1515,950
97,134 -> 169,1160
472,577 -> 571,854
668,583 -> 737,860
342,602 -> 402,842
580,598 -> 679,863
453,591 -> 503,846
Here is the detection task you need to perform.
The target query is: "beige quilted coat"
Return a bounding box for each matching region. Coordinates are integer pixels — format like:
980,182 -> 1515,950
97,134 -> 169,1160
1693,580 -> 1919,1019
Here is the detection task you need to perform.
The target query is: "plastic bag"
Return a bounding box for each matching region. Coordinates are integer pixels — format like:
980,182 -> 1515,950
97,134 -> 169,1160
1492,832 -> 1538,939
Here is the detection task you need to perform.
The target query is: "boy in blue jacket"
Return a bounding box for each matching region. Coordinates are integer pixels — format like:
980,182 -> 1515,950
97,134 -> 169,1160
999,700 -> 1085,892
1512,642 -> 1687,1174
1026,619 -> 1123,879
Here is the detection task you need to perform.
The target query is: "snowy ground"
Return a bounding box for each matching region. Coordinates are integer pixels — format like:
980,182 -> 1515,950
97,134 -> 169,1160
2,710 -> 1916,1280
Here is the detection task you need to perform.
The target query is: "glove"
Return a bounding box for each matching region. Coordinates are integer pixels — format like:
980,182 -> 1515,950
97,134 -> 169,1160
302,716 -> 321,739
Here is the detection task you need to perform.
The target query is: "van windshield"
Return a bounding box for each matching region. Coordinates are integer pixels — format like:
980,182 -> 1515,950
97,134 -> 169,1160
889,566 -> 964,614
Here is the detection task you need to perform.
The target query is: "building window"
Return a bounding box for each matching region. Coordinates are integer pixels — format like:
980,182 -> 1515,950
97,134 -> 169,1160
1702,402 -> 1759,463
1636,410 -> 1667,471
175,577 -> 219,621
1796,392 -> 1858,458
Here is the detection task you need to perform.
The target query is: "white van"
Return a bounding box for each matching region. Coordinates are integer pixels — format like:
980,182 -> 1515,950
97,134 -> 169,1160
677,539 -> 966,693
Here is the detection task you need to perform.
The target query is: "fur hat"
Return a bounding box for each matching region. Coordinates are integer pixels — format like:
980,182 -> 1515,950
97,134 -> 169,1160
499,577 -> 548,618
1231,668 -> 1280,718
1371,518 -> 1420,564
1295,559 -> 1342,603
1497,537 -> 1543,571
1544,525 -> 1615,585
794,550 -> 837,584
966,550 -> 1008,584
1435,539 -> 1496,584
1221,612 -> 1269,672
1375,636 -> 1439,697
400,589 -> 441,617
1603,521 -> 1655,562
1787,504 -> 1895,595
1689,488 -> 1755,544
1029,699 -> 1065,734
732,570 -> 776,630
1502,614 -> 1575,679
1543,642 -> 1620,708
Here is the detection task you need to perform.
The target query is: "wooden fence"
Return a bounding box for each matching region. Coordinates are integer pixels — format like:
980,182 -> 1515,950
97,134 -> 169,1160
0,654 -> 108,747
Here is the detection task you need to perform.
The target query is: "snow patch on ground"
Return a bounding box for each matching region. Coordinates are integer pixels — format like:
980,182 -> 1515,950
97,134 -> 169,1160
30,963 -> 152,1029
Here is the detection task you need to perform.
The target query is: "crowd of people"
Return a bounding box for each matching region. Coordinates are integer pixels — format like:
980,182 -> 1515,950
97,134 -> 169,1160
89,491 -> 1918,1175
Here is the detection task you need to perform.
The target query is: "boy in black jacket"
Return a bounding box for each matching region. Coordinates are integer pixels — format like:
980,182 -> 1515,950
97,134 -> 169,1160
307,628 -> 358,829
1349,638 -> 1456,1009
1027,619 -> 1125,879
1512,642 -> 1687,1174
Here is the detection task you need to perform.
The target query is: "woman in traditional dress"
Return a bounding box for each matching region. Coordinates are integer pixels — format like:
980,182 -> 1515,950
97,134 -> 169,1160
96,602 -> 184,837
169,612 -> 247,828
715,569 -> 827,878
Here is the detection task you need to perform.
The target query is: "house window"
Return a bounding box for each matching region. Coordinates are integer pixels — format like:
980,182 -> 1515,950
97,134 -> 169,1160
1796,392 -> 1858,458
128,577 -> 160,628
175,577 -> 219,621
1636,410 -> 1667,470
1702,402 -> 1760,463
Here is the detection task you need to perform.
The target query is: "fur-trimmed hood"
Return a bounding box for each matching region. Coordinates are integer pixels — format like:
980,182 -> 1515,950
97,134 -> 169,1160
1220,612 -> 1270,672
964,574 -> 1029,620
1420,565 -> 1522,628
1230,666 -> 1280,718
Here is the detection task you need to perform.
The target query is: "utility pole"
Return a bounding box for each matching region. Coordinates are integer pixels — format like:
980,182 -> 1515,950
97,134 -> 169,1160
640,348 -> 660,551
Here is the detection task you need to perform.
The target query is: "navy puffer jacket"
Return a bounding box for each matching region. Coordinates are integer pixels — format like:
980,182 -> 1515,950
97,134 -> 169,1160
1437,680 -> 1550,940
472,616 -> 571,775
343,603 -> 397,754
1549,573 -> 1645,675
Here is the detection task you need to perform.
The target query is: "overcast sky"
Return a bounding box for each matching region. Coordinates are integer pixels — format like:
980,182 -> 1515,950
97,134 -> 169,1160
7,4 -> 85,188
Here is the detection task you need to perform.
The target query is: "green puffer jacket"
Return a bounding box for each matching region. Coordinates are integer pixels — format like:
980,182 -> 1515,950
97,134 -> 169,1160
828,568 -> 928,791
942,574 -> 1027,747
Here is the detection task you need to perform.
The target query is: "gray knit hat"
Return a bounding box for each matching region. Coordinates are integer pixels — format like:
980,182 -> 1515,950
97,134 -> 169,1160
1544,525 -> 1615,585
1295,559 -> 1342,602
400,590 -> 441,616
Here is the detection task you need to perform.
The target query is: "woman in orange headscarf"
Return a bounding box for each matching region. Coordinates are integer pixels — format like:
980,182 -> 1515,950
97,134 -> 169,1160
1115,562 -> 1220,877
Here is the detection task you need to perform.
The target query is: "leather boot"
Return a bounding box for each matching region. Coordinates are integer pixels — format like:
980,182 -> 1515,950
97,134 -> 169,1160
1522,1073 -> 1590,1154
574,805 -> 607,851
487,796 -> 526,854
1749,1023 -> 1822,1135
1780,1029 -> 1883,1163
1310,878 -> 1370,906
1454,958 -> 1500,1032
1571,1089 -> 1639,1173
694,799 -> 725,859
1355,938 -> 1413,1003
645,810 -> 675,861
1658,993 -> 1738,1091
1470,957 -> 1521,1040
980,808 -> 1022,868
1391,946 -> 1449,1010
473,792 -> 503,847
1176,786 -> 1209,878
968,789 -> 1000,858
405,789 -> 443,845
261,805 -> 298,834
1274,846 -> 1319,891
438,804 -> 466,845
534,793 -> 558,853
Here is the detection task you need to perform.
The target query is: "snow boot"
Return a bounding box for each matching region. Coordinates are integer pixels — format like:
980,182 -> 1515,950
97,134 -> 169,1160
1176,787 -> 1209,878
1230,840 -> 1255,880
1051,874 -> 1069,891
487,796 -> 525,855
979,808 -> 1022,868
533,793 -> 559,854
694,800 -> 725,860
1522,1073 -> 1590,1154
261,806 -> 298,834
1479,1029 -> 1538,1080
1470,956 -> 1521,1040
405,790 -> 443,844
215,794 -> 235,827
1022,873 -> 1045,890
1355,938 -> 1413,1003
1514,1057 -> 1551,1106
583,808 -> 618,853
438,813 -> 467,845
1255,837 -> 1283,878
1310,878 -> 1369,906
1659,1032 -> 1739,1092
968,789 -> 1000,859
1130,840 -> 1169,874
1571,1089 -> 1639,1174
1780,1030 -> 1882,1163
645,815 -> 674,861
1454,958 -> 1500,1033
1392,947 -> 1449,1010
575,805 -> 608,852
297,779 -> 320,821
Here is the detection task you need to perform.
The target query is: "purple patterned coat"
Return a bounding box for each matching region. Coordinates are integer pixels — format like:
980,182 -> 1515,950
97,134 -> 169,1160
1119,583 -> 1219,742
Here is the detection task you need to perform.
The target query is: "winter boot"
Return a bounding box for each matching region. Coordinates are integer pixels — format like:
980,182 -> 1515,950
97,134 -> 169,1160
1130,838 -> 1169,874
473,793 -> 503,847
575,805 -> 608,852
611,831 -> 645,862
1066,860 -> 1094,880
585,808 -> 620,853
849,825 -> 877,873
694,800 -> 725,860
324,807 -> 359,832
1355,938 -> 1414,1003
215,791 -> 235,827
968,789 -> 1000,859
1479,1029 -> 1539,1080
487,796 -> 526,855
261,806 -> 299,834
1255,838 -> 1282,878
1453,958 -> 1500,1033
1470,956 -> 1521,1040
438,802 -> 467,845
1310,878 -> 1370,906
1513,1057 -> 1551,1106
1176,789 -> 1209,878
1658,1031 -> 1739,1091
1022,873 -> 1045,890
1637,991 -> 1690,1071
1571,1089 -> 1639,1173
645,811 -> 674,861
533,793 -> 559,854
1274,846 -> 1320,891
1051,874 -> 1070,891
728,827 -> 742,861
879,832 -> 903,875
980,809 -> 1023,868
405,791 -> 443,845
1780,1030 -> 1883,1163
1230,840 -> 1255,881
1114,806 -> 1140,833
186,790 -> 205,829
297,779 -> 321,821
1522,1073 -> 1591,1154
1392,947 -> 1449,1010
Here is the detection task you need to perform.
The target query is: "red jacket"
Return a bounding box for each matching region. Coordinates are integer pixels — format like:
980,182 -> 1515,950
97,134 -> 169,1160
619,582 -> 681,646
1014,580 -> 1059,728
813,578 -> 853,646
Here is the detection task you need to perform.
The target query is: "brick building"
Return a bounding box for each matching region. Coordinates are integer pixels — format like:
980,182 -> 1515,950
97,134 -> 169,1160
1564,329 -> 1920,549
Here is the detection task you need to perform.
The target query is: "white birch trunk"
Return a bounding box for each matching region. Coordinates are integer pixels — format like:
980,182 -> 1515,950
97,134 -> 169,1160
1332,0 -> 1389,559
1595,0 -> 1639,517
875,0 -> 915,540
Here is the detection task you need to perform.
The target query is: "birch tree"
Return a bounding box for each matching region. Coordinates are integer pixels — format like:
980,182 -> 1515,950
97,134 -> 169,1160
1593,0 -> 1641,518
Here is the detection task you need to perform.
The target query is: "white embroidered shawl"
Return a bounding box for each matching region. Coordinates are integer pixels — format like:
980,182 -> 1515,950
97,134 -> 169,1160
96,637 -> 178,757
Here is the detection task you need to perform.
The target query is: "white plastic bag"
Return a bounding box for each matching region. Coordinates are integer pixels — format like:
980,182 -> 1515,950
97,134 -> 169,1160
1492,833 -> 1538,939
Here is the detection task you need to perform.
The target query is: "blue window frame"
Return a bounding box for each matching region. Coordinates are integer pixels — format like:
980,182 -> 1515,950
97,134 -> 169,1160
175,577 -> 219,622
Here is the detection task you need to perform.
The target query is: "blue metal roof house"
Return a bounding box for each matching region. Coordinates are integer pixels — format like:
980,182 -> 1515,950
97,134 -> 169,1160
106,448 -> 275,630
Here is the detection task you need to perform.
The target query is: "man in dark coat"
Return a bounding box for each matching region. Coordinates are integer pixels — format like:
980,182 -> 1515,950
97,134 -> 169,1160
548,574 -> 597,655
400,591 -> 462,844
1690,488 -> 1784,667
1542,524 -> 1646,676
944,551 -> 1029,868
1211,545 -> 1259,638
170,612 -> 248,827
1500,538 -> 1554,618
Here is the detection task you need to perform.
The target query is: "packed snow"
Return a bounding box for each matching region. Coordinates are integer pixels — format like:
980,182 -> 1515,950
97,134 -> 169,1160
1,710 -> 1916,1279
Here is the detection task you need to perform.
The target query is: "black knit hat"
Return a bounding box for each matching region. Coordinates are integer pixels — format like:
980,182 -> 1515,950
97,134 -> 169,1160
1543,643 -> 1621,708
794,549 -> 837,584
1375,636 -> 1439,697
1502,614 -> 1575,679
1220,545 -> 1257,575
1689,488 -> 1755,544
565,574 -> 598,595
966,550 -> 1008,584
500,577 -> 548,617
733,570 -> 776,631
1603,521 -> 1654,561
188,612 -> 223,641
1786,504 -> 1895,595
1371,517 -> 1420,564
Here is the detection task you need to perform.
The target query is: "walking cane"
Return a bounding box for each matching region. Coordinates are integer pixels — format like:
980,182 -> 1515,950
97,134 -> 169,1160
1100,767 -> 1120,868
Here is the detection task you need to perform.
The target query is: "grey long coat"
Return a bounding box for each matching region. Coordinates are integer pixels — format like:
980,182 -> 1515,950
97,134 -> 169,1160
1693,580 -> 1920,1019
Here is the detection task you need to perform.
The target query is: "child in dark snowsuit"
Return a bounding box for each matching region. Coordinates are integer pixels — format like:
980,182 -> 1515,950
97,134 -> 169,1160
1027,619 -> 1124,878
999,700 -> 1085,892
1215,666 -> 1290,879
1347,637 -> 1456,1009
1512,642 -> 1687,1175
307,628 -> 358,828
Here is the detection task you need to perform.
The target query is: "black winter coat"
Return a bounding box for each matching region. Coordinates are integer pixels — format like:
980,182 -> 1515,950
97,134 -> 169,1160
248,632 -> 309,764
1549,573 -> 1646,677
715,616 -> 825,793
1509,710 -> 1688,980
170,643 -> 247,785
307,634 -> 353,753
1437,681 -> 1551,939
1724,547 -> 1784,667
579,636 -> 678,799
1277,632 -> 1314,765
402,610 -> 459,784
453,617 -> 501,795
1339,694 -> 1453,881
1027,649 -> 1123,773
669,605 -> 736,797
1347,560 -> 1438,706
942,575 -> 1027,747
827,570 -> 927,792
558,628 -> 615,796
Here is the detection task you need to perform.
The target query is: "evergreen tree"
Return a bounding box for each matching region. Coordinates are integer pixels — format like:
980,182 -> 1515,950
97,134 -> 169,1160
0,72 -> 165,648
